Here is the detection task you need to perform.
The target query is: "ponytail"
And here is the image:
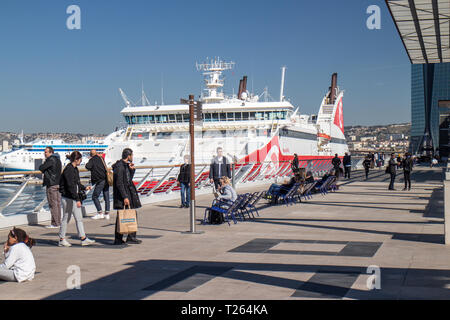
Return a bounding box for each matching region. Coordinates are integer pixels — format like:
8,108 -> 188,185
11,227 -> 35,249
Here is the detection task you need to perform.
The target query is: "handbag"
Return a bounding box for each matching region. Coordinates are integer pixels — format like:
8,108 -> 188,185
101,156 -> 113,186
385,165 -> 390,174
117,205 -> 138,234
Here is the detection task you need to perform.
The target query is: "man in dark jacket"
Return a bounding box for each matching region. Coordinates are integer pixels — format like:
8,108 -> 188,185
86,149 -> 110,220
39,147 -> 62,228
402,153 -> 413,191
209,147 -> 231,189
291,154 -> 299,174
343,152 -> 352,179
112,148 -> 142,245
362,156 -> 371,180
331,154 -> 341,179
177,155 -> 190,208
388,153 -> 398,190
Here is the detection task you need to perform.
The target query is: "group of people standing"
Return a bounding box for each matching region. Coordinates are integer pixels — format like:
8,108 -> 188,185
293,151 -> 415,191
178,147 -> 234,208
38,147 -> 142,247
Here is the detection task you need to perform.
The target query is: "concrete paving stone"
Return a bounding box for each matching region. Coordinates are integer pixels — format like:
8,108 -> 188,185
0,168 -> 447,300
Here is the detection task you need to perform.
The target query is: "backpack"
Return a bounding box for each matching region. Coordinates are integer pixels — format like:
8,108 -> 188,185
208,209 -> 224,224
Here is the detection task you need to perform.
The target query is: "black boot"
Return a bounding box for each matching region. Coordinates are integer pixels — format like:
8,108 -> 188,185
126,233 -> 142,244
113,233 -> 125,245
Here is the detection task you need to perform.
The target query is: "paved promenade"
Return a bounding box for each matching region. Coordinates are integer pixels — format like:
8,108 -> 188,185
0,167 -> 448,300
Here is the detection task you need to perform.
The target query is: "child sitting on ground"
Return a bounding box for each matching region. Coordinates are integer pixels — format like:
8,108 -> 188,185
0,227 -> 36,282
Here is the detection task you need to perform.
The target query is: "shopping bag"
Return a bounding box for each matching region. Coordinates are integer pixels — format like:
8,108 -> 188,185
117,206 -> 138,234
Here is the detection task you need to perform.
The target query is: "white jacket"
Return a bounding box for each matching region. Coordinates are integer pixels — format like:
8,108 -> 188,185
1,243 -> 36,282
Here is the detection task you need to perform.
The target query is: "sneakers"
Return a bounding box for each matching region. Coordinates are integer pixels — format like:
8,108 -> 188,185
104,213 -> 110,220
81,238 -> 96,246
58,238 -> 72,247
91,213 -> 104,220
46,225 -> 60,229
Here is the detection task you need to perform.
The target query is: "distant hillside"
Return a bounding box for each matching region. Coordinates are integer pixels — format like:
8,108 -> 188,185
344,123 -> 410,140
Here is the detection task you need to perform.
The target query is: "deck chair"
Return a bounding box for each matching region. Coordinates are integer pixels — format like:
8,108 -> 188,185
278,183 -> 302,206
300,181 -> 318,201
203,196 -> 243,226
246,191 -> 264,217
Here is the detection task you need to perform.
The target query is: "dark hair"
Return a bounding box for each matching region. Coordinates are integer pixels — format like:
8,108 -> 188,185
45,147 -> 54,154
122,148 -> 133,160
9,227 -> 35,248
66,151 -> 82,162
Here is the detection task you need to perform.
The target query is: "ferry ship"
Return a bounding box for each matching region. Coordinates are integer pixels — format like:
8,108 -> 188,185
104,58 -> 348,175
0,139 -> 109,171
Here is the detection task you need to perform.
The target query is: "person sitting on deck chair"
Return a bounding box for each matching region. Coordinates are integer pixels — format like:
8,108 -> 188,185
213,176 -> 237,209
313,169 -> 334,193
266,174 -> 300,204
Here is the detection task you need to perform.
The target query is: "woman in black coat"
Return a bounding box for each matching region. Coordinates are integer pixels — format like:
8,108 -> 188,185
112,148 -> 142,245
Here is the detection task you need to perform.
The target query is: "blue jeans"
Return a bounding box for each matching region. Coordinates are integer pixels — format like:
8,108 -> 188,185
92,180 -> 110,213
267,184 -> 281,196
180,182 -> 190,206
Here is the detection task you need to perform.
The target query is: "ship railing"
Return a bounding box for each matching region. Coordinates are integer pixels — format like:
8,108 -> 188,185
0,159 -> 337,221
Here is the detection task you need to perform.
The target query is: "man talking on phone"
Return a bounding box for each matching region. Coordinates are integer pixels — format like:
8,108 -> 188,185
112,148 -> 142,245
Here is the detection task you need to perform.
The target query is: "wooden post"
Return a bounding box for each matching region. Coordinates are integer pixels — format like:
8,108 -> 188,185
183,95 -> 204,234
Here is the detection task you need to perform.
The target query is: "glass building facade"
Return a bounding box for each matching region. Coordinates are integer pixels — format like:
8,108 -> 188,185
410,63 -> 450,156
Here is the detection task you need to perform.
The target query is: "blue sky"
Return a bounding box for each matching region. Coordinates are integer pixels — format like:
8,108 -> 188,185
0,0 -> 411,134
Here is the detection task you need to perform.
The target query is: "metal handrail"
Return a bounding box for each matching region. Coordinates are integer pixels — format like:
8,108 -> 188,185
0,159 -> 338,219
0,180 -> 29,216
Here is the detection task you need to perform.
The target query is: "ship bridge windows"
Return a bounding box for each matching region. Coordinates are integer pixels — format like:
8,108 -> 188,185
124,110 -> 287,125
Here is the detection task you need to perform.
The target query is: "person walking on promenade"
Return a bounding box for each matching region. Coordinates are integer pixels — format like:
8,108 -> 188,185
86,149 -> 111,220
402,152 -> 413,191
58,151 -> 96,247
362,156 -> 371,180
177,154 -> 190,208
331,154 -> 341,179
343,152 -> 352,179
112,148 -> 142,245
39,147 -> 62,229
209,147 -> 231,190
0,228 -> 36,282
291,154 -> 299,174
387,153 -> 398,190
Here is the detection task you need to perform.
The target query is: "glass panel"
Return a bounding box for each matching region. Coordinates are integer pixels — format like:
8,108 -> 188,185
161,115 -> 168,123
235,112 -> 242,120
255,112 -> 264,120
220,113 -> 226,121
205,113 -> 211,122
211,113 -> 219,121
176,114 -> 183,122
249,112 -> 256,120
183,114 -> 190,122
169,114 -> 175,122
227,112 -> 234,121
242,112 -> 249,120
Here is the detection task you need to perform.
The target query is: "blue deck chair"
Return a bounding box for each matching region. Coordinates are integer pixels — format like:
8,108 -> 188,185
300,181 -> 318,201
203,196 -> 244,226
246,191 -> 265,217
278,183 -> 302,206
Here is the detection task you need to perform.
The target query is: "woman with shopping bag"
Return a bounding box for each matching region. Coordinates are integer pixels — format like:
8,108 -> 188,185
112,148 -> 142,245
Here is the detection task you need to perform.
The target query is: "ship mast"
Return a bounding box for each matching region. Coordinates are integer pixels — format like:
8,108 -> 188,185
196,57 -> 235,103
